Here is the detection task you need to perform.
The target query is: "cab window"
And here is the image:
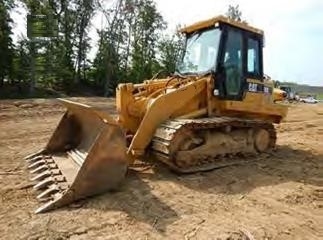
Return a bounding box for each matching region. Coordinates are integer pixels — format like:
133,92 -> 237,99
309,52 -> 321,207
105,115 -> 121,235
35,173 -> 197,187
247,38 -> 260,76
223,29 -> 243,96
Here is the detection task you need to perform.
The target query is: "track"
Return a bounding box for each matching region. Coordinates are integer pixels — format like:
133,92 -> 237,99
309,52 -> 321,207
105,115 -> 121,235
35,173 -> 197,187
151,117 -> 276,173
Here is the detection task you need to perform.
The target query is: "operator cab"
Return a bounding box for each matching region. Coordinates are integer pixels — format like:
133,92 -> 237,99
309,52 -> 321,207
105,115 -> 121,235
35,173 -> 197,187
179,16 -> 264,101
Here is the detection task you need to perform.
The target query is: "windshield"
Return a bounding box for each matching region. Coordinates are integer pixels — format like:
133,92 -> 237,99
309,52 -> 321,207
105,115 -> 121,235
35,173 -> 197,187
177,28 -> 222,74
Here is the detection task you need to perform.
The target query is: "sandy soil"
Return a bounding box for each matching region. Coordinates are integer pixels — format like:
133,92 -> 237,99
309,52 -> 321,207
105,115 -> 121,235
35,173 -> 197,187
0,98 -> 323,240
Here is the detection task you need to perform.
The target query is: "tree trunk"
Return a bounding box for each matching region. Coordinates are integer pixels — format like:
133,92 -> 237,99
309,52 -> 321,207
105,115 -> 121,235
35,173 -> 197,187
0,76 -> 4,87
29,41 -> 36,95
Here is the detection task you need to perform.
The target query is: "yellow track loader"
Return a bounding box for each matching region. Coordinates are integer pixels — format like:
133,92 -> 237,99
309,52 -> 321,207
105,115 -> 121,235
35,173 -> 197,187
25,16 -> 288,213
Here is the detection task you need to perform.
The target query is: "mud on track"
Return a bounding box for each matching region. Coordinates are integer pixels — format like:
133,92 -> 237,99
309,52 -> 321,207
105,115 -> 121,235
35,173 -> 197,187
0,98 -> 323,240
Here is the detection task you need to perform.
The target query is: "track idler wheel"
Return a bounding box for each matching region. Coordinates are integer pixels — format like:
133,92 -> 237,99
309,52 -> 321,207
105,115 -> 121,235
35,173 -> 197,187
254,129 -> 271,152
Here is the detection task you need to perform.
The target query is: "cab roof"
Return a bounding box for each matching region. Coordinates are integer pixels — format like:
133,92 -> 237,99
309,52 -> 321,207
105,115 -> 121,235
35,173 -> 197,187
180,15 -> 264,35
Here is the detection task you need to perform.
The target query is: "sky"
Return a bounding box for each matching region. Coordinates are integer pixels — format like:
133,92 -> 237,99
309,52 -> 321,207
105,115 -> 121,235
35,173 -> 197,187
11,0 -> 323,86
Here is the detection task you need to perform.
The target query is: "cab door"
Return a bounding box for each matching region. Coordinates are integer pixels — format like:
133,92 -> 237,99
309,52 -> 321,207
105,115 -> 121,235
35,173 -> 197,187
217,27 -> 245,100
245,34 -> 265,93
216,26 -> 264,100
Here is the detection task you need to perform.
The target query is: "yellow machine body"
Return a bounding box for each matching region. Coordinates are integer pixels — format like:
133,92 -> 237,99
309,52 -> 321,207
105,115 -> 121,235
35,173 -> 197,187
117,76 -> 287,159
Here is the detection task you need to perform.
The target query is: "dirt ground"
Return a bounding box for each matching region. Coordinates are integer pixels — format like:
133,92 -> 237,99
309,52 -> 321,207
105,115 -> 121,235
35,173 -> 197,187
0,98 -> 323,240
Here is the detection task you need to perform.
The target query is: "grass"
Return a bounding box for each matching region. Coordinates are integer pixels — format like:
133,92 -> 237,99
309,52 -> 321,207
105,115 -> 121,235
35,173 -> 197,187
316,93 -> 323,100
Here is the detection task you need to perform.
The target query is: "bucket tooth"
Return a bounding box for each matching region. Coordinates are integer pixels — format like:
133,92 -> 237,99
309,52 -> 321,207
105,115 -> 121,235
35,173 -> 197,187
34,177 -> 54,190
30,165 -> 48,174
35,200 -> 55,214
37,185 -> 60,199
28,160 -> 46,169
35,192 -> 64,214
26,155 -> 43,163
24,149 -> 45,160
34,176 -> 66,190
31,170 -> 51,181
31,169 -> 60,182
38,197 -> 52,203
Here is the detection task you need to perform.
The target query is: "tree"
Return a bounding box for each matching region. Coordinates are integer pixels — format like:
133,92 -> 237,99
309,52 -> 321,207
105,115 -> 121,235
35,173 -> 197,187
46,0 -> 78,90
19,0 -> 97,92
226,4 -> 242,22
130,0 -> 166,83
92,0 -> 129,95
5,0 -> 194,97
92,30 -> 120,95
74,0 -> 96,84
11,38 -> 32,90
0,0 -> 14,86
158,25 -> 185,75
92,0 -> 166,96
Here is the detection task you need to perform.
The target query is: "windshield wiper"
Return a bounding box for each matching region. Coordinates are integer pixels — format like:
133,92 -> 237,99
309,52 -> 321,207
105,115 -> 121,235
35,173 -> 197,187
186,31 -> 202,49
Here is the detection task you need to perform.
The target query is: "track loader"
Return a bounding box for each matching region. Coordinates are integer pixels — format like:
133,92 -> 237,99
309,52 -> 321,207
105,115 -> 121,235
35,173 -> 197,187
25,16 -> 288,213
